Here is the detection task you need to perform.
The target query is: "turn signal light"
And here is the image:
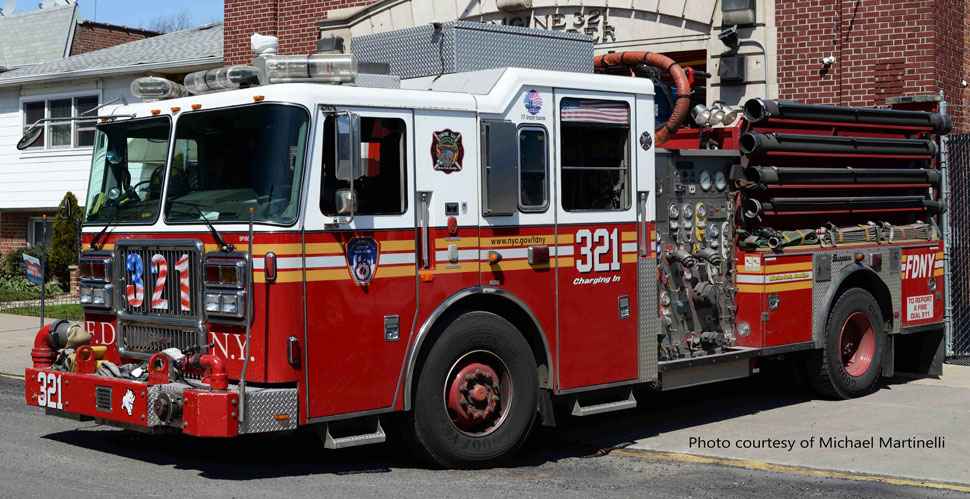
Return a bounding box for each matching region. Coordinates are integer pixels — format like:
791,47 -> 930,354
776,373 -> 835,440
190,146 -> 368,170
264,252 -> 277,283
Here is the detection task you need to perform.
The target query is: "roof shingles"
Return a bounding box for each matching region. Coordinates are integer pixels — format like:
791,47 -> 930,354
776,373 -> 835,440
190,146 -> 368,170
0,22 -> 223,85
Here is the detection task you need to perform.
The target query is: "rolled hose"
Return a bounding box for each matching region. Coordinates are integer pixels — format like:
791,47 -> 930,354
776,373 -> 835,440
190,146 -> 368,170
744,196 -> 944,218
743,165 -> 942,186
739,131 -> 938,158
743,98 -> 952,135
594,51 -> 690,145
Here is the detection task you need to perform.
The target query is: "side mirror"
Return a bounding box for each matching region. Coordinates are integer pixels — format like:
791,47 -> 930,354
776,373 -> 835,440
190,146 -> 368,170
335,112 -> 361,181
58,197 -> 73,219
335,189 -> 357,215
17,125 -> 43,150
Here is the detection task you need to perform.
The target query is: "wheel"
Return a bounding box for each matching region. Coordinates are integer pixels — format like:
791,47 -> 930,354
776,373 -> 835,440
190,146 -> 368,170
403,311 -> 538,468
804,288 -> 887,399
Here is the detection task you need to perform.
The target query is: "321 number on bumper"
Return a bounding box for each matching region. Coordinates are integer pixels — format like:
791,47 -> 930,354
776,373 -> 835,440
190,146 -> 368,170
36,372 -> 63,410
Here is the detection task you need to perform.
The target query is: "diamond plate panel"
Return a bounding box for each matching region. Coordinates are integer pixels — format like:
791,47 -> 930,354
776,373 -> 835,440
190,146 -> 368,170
661,359 -> 748,390
812,247 -> 902,347
351,21 -> 593,80
237,387 -> 299,434
146,383 -> 188,427
638,258 -> 659,382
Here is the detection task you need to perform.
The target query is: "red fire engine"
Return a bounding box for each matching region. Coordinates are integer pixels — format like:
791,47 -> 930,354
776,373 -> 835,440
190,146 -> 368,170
22,23 -> 948,468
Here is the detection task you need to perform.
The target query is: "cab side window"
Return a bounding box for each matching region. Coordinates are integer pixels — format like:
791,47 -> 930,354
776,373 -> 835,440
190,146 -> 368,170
321,116 -> 407,215
559,98 -> 631,211
518,126 -> 548,211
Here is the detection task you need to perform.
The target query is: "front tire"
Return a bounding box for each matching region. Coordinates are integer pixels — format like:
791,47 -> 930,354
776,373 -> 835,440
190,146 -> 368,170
805,288 -> 887,399
404,311 -> 538,468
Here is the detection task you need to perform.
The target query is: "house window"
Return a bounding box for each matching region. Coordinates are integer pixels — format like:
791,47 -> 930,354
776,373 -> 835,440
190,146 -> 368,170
27,217 -> 54,247
22,95 -> 99,150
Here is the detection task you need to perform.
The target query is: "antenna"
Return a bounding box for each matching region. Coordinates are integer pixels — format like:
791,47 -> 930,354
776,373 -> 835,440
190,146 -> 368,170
0,0 -> 14,16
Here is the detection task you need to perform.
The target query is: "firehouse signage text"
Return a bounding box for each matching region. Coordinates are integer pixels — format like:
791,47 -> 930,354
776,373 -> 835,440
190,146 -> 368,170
431,129 -> 464,174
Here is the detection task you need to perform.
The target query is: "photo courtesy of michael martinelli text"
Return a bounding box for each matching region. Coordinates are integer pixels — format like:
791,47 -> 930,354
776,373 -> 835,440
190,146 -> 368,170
690,435 -> 946,452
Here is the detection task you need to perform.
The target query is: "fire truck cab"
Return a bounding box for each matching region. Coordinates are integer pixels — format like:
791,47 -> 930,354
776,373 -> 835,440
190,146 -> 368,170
24,24 -> 948,468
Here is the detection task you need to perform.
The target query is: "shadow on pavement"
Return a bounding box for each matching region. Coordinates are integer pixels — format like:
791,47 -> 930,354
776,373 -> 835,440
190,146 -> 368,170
39,361 -> 923,479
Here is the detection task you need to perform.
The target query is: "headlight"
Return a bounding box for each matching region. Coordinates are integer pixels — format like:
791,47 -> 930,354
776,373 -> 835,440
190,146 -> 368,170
205,293 -> 221,312
737,321 -> 751,338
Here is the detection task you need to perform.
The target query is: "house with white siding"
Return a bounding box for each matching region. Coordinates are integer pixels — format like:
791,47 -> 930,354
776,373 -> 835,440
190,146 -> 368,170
0,20 -> 223,254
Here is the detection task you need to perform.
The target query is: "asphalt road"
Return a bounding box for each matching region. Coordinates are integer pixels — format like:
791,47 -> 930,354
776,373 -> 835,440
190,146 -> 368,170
1,375 -> 965,498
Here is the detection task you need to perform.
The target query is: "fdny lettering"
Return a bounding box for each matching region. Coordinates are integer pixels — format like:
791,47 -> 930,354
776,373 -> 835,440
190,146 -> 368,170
905,252 -> 936,279
85,321 -> 117,346
211,332 -> 255,362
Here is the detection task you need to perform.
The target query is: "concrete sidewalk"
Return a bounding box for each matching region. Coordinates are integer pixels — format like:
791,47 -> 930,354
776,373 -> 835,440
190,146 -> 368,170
0,313 -> 55,377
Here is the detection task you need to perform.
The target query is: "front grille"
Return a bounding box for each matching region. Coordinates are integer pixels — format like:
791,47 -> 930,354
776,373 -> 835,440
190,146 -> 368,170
95,386 -> 112,411
120,323 -> 204,355
116,242 -> 202,318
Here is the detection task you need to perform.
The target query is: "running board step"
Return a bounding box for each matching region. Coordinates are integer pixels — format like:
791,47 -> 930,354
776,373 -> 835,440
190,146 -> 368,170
571,390 -> 637,416
323,419 -> 386,449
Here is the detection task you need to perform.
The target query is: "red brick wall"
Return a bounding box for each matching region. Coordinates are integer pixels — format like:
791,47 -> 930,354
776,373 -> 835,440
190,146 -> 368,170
224,0 -> 374,65
0,211 -> 53,256
70,21 -> 161,56
776,0 -> 967,131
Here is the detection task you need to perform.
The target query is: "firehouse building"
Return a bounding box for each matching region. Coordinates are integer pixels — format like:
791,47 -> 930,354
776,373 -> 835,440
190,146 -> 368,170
224,0 -> 968,132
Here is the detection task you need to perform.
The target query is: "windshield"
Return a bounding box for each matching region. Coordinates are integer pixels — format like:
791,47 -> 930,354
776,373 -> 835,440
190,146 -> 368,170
164,104 -> 310,224
84,117 -> 171,224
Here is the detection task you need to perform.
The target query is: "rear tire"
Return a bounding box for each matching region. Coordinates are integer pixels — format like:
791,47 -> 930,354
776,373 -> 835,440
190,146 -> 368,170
805,288 -> 886,399
403,311 -> 538,468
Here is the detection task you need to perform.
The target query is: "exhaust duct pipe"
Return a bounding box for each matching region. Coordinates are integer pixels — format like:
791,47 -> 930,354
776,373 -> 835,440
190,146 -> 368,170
743,98 -> 952,134
739,132 -> 938,158
743,196 -> 943,218
743,166 -> 942,186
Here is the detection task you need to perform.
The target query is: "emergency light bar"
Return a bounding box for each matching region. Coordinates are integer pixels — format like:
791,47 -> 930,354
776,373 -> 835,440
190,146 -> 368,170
130,76 -> 188,102
184,65 -> 266,95
253,53 -> 358,84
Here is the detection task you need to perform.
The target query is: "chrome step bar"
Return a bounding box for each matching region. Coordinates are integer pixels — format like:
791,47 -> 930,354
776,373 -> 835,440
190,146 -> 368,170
571,390 -> 637,417
323,419 -> 386,449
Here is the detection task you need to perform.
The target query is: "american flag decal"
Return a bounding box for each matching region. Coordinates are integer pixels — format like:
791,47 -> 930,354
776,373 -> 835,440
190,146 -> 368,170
560,98 -> 630,125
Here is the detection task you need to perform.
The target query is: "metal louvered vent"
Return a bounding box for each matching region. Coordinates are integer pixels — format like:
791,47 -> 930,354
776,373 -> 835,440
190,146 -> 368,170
95,386 -> 112,412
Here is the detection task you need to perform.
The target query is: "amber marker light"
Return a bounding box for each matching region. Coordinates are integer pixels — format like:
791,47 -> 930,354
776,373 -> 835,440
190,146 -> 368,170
170,107 -> 181,114
253,95 -> 265,102
151,109 -> 161,115
419,271 -> 435,283
488,251 -> 502,264
854,253 -> 864,262
191,104 -> 202,110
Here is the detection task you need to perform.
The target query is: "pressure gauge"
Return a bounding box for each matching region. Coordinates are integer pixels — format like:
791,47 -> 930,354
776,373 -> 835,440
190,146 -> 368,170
668,203 -> 680,219
715,171 -> 728,191
682,203 -> 693,219
708,222 -> 720,240
696,203 -> 707,219
699,170 -> 713,191
660,292 -> 671,307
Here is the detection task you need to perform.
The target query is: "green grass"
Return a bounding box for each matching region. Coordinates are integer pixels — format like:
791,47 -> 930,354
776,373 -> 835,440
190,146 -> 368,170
4,304 -> 83,321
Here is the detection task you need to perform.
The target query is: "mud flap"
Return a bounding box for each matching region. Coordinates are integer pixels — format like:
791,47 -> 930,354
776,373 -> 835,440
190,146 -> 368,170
894,326 -> 945,376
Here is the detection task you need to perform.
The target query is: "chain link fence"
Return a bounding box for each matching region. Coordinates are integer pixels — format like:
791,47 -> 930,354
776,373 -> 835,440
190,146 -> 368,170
946,133 -> 970,364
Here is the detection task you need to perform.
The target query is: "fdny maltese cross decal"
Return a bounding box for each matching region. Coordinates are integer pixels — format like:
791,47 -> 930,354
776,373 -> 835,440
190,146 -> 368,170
431,129 -> 464,174
346,237 -> 380,286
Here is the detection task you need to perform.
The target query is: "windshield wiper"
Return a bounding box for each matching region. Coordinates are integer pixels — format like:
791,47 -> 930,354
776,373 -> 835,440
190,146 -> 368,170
170,199 -> 235,252
90,214 -> 116,250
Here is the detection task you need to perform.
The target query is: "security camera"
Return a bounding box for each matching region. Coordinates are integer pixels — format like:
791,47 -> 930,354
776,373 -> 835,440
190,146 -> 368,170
962,80 -> 968,88
821,55 -> 836,65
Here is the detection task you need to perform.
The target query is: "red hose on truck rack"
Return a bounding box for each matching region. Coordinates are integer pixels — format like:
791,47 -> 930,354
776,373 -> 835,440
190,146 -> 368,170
593,51 -> 691,145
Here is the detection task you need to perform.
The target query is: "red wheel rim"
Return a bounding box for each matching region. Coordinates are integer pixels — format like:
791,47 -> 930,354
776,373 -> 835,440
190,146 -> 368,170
839,311 -> 875,377
443,350 -> 512,436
